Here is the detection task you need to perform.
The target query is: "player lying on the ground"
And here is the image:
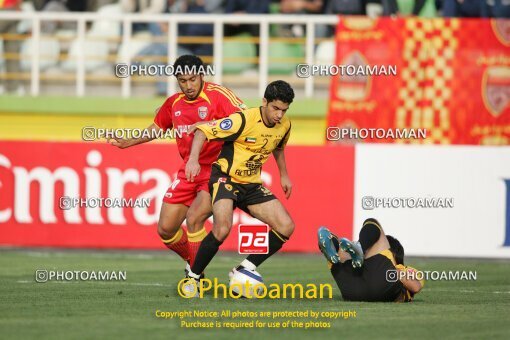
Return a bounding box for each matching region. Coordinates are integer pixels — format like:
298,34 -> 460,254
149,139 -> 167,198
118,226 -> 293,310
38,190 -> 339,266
318,218 -> 424,302
182,80 -> 296,294
108,55 -> 245,275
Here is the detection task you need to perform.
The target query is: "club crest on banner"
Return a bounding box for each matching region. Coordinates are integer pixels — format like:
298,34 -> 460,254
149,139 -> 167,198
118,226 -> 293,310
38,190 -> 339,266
337,51 -> 371,102
482,66 -> 510,117
492,19 -> 510,46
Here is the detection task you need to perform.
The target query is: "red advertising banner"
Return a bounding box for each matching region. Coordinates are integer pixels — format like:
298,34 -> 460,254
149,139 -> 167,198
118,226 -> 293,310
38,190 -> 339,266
328,17 -> 510,145
0,141 -> 354,252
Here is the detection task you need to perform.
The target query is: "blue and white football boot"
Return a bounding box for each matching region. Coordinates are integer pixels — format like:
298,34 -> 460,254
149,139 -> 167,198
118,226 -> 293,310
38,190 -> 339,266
317,227 -> 340,264
339,238 -> 364,268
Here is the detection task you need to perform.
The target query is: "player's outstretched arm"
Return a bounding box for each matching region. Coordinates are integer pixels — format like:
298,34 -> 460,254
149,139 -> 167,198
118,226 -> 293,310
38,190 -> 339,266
273,148 -> 292,199
108,123 -> 161,149
185,129 -> 207,182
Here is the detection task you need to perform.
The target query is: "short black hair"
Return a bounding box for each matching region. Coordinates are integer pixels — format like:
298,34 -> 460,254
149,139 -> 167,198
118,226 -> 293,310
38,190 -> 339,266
387,235 -> 404,265
264,80 -> 295,104
173,55 -> 205,77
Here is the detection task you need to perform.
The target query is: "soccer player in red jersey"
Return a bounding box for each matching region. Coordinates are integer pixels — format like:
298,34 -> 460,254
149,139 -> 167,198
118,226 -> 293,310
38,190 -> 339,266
109,55 -> 245,273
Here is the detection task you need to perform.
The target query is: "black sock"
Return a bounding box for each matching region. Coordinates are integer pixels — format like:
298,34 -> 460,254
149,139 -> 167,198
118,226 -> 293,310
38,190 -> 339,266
358,218 -> 382,253
246,229 -> 289,267
190,232 -> 222,275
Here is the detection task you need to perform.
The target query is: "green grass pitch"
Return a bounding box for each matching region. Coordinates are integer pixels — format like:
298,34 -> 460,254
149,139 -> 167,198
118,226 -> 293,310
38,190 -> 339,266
1,249 -> 509,339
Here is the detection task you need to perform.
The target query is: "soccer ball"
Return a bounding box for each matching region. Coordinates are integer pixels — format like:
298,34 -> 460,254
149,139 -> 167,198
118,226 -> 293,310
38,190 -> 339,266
229,268 -> 265,298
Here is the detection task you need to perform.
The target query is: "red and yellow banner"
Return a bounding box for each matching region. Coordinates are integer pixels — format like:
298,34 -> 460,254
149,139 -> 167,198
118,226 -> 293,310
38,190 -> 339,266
328,17 -> 510,145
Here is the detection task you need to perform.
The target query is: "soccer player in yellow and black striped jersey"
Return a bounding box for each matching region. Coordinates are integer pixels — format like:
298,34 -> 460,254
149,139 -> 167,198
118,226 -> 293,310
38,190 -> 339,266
183,80 -> 295,285
318,218 -> 424,302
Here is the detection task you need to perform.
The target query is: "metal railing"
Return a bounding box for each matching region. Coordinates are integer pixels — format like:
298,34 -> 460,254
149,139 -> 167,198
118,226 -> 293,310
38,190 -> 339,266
0,12 -> 338,97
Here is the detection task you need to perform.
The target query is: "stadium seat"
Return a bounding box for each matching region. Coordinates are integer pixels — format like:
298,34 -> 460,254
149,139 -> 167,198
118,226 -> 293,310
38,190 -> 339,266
268,42 -> 304,75
20,38 -> 60,71
116,32 -> 155,64
16,1 -> 35,34
315,41 -> 336,65
418,0 -> 437,17
366,3 -> 383,17
396,0 -> 437,17
61,39 -> 109,72
88,4 -> 122,38
222,36 -> 256,74
0,40 -> 3,70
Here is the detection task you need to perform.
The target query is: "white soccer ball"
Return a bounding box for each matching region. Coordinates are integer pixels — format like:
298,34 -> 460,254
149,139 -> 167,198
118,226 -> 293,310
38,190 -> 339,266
229,268 -> 264,298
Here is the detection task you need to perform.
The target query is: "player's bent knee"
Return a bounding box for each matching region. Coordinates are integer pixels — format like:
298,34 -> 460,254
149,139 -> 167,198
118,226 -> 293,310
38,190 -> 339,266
282,220 -> 296,237
185,212 -> 206,233
274,216 -> 295,238
157,221 -> 179,240
212,223 -> 231,242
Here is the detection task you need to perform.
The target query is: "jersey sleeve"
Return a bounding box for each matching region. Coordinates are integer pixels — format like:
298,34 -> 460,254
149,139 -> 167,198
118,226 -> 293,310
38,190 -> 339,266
153,102 -> 173,131
276,123 -> 291,149
396,264 -> 425,288
196,112 -> 246,142
213,87 -> 246,119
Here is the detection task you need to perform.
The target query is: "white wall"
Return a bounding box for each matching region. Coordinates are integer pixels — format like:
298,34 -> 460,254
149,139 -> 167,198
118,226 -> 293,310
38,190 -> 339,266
354,145 -> 510,258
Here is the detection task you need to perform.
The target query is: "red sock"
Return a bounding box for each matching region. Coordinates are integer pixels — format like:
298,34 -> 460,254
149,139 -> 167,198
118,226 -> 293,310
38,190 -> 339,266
187,227 -> 207,266
161,227 -> 190,262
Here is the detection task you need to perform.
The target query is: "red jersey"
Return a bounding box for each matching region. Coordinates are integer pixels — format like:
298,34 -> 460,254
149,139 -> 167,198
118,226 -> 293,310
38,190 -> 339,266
154,82 -> 245,165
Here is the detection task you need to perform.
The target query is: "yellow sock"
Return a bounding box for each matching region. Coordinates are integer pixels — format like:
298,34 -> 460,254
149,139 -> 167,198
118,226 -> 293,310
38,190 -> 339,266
161,227 -> 183,244
188,227 -> 207,243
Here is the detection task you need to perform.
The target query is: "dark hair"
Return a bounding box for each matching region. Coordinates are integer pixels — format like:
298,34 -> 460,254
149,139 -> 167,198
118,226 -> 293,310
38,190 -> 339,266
173,55 -> 205,76
387,235 -> 404,265
264,80 -> 295,104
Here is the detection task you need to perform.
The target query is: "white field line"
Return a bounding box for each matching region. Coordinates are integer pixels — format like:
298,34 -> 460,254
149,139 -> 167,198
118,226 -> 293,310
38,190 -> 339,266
17,280 -> 169,287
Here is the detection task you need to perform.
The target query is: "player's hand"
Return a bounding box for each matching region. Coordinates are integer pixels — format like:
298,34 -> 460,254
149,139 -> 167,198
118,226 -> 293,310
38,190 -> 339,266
280,175 -> 292,199
188,123 -> 199,134
108,137 -> 131,149
188,121 -> 211,135
185,159 -> 201,182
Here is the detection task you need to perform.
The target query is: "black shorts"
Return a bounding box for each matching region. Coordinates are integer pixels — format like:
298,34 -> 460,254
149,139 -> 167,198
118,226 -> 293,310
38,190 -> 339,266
330,253 -> 405,302
208,165 -> 276,213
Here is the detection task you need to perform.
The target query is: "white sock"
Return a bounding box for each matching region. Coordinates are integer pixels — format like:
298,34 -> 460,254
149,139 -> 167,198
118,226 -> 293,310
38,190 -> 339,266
355,241 -> 364,254
240,259 -> 256,271
188,270 -> 200,280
